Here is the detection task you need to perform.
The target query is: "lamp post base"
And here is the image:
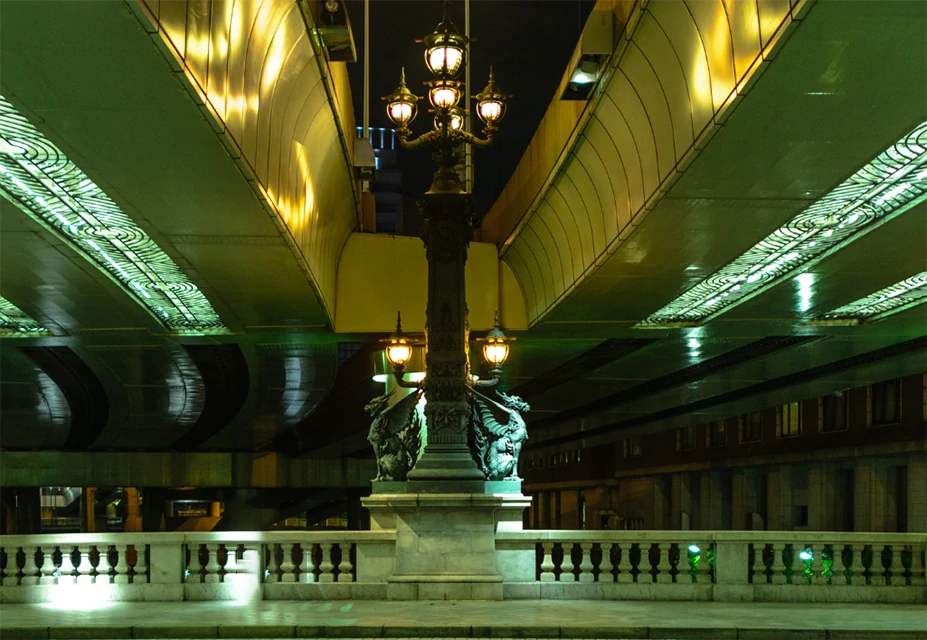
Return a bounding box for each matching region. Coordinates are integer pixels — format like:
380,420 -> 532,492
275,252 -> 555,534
406,443 -> 484,481
363,490 -> 530,601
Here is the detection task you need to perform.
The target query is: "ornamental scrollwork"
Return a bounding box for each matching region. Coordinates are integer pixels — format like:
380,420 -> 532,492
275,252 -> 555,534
467,389 -> 530,481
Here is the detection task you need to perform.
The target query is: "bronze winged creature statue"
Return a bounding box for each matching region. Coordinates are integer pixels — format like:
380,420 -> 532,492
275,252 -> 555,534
468,388 -> 530,480
365,389 -> 425,481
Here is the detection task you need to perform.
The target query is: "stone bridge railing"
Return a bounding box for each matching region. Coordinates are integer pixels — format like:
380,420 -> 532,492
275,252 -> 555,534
0,531 -> 395,603
496,530 -> 926,603
1,529 -> 924,603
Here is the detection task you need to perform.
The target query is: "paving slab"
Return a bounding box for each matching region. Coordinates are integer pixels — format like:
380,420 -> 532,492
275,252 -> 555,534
0,600 -> 924,640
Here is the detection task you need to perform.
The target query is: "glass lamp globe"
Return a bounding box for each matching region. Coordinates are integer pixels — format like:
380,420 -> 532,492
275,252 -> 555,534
383,312 -> 414,368
475,67 -> 508,127
423,14 -> 468,78
435,107 -> 464,131
482,340 -> 509,366
478,312 -> 513,371
384,68 -> 418,129
429,80 -> 460,109
386,341 -> 412,367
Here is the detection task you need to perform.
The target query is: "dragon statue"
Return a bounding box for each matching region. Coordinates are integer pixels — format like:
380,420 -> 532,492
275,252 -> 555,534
468,389 -> 530,481
365,389 -> 425,481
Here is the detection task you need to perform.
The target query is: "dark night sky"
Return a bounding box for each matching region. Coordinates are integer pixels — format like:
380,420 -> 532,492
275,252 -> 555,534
344,0 -> 595,220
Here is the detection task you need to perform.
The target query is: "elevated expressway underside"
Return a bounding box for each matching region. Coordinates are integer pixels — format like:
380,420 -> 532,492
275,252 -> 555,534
0,0 -> 372,499
0,0 -> 924,520
479,0 -> 927,458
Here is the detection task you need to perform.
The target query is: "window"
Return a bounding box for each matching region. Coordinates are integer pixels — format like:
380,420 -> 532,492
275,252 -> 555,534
538,457 -> 545,468
677,425 -> 696,451
741,411 -> 763,442
821,393 -> 848,432
870,379 -> 901,426
528,458 -> 536,470
777,402 -> 802,438
707,420 -> 726,447
623,436 -> 642,457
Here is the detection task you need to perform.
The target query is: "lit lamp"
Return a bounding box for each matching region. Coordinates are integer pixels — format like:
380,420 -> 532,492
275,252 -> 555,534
476,311 -> 513,381
475,68 -> 508,133
435,106 -> 464,131
383,312 -> 413,371
423,22 -> 467,77
385,69 -> 419,131
429,79 -> 461,109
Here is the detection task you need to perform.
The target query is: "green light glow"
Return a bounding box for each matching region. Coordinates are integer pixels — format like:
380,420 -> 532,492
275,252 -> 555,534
808,271 -> 927,324
0,96 -> 227,334
637,122 -> 927,327
0,296 -> 49,337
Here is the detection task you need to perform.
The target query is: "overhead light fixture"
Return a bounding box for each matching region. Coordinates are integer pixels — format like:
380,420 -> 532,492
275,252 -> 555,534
636,122 -> 927,328
0,96 -> 227,335
0,295 -> 49,337
805,271 -> 927,325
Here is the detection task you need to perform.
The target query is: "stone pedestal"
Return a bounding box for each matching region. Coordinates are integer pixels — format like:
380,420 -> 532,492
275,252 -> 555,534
363,483 -> 530,600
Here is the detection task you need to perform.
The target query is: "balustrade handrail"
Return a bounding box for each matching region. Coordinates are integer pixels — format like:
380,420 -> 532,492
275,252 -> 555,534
498,530 -> 927,544
0,529 -> 396,547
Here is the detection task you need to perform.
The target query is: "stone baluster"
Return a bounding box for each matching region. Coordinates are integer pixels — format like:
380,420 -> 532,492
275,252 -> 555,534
751,543 -> 768,584
95,545 -> 113,584
20,547 -> 40,586
539,542 -> 555,582
791,544 -> 806,586
636,543 -> 653,584
298,544 -> 317,583
204,543 -> 222,583
655,543 -> 673,583
696,544 -> 712,584
279,543 -> 297,583
40,546 -> 57,585
265,544 -> 280,583
831,544 -> 849,585
1,547 -> 18,586
559,543 -> 575,582
868,545 -> 886,586
318,543 -> 335,582
75,545 -> 93,585
598,543 -> 614,582
58,545 -> 77,585
133,545 -> 148,583
908,544 -> 926,587
888,545 -> 905,586
337,543 -> 354,583
113,544 -> 129,584
185,544 -> 203,583
810,545 -> 825,585
617,542 -> 634,583
578,543 -> 594,583
770,543 -> 788,585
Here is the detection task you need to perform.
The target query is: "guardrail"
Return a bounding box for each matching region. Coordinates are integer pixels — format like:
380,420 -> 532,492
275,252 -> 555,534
495,530 -> 927,602
0,531 -> 396,603
2,529 -> 924,603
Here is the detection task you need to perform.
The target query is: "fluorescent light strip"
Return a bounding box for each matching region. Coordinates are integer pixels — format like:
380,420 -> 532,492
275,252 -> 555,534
0,96 -> 227,335
636,122 -> 927,327
807,272 -> 927,325
0,296 -> 49,337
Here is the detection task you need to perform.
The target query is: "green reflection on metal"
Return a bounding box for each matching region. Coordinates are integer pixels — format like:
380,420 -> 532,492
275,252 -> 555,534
808,271 -> 927,325
637,122 -> 927,327
0,295 -> 49,337
0,96 -> 227,334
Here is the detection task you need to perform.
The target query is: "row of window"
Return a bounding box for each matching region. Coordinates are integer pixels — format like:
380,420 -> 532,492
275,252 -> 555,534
529,378 -> 913,468
526,448 -> 582,470
617,379 -> 908,457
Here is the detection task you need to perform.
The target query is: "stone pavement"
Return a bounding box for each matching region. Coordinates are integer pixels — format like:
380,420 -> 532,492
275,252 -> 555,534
1,600 -> 925,640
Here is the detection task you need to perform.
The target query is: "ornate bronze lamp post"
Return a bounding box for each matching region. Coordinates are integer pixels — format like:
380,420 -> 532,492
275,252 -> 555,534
372,1 -> 520,482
